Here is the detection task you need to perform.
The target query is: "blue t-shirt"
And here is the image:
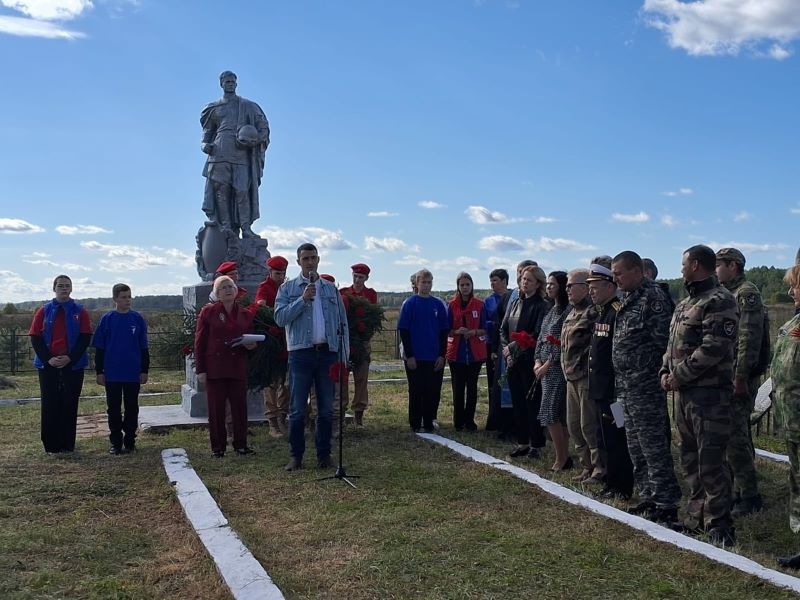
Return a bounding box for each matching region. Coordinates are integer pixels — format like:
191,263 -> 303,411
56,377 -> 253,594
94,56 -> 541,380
92,310 -> 148,382
397,295 -> 449,361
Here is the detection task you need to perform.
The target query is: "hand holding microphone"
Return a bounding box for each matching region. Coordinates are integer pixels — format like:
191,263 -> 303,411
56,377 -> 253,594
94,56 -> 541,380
303,271 -> 319,302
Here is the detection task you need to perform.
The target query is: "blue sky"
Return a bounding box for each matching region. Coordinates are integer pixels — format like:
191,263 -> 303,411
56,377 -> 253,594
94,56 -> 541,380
1,0 -> 798,303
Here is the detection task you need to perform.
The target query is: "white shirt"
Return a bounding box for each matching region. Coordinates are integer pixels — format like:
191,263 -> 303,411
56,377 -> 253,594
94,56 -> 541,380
311,280 -> 326,344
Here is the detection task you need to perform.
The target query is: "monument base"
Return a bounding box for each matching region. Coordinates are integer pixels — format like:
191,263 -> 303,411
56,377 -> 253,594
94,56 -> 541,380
180,356 -> 268,419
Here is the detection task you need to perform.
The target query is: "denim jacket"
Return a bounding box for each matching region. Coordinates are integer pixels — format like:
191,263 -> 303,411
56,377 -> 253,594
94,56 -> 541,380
274,275 -> 350,359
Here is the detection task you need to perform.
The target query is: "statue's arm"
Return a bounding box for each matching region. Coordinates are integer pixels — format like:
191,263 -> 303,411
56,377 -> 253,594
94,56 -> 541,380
200,104 -> 217,155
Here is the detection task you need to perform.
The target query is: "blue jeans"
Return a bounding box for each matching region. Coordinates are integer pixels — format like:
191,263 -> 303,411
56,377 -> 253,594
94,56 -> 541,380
287,347 -> 337,459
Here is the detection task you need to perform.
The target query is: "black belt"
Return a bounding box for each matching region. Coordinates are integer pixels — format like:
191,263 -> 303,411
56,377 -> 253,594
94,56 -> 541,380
313,343 -> 329,351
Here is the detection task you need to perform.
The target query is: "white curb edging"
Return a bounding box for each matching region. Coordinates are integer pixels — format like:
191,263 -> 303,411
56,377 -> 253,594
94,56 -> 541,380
162,448 -> 285,600
756,448 -> 791,464
417,433 -> 800,595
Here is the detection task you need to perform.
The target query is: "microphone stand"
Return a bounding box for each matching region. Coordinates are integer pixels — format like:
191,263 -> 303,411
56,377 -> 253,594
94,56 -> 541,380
315,283 -> 360,489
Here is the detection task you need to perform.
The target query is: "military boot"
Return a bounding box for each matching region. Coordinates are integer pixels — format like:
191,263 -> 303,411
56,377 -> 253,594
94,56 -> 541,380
731,494 -> 763,518
355,411 -> 364,427
268,418 -> 283,438
277,416 -> 289,435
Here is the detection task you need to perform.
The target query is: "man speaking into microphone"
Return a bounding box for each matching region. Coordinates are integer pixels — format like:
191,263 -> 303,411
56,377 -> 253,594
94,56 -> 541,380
275,243 -> 349,471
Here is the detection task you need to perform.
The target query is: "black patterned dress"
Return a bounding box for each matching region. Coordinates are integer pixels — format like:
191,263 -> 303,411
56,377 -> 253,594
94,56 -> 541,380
536,304 -> 571,426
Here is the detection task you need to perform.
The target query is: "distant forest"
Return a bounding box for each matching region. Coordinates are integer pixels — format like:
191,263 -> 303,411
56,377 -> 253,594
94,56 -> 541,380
3,265 -> 795,315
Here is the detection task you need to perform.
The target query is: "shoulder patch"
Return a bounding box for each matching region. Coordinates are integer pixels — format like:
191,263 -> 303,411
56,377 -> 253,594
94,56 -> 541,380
651,300 -> 664,313
723,319 -> 736,337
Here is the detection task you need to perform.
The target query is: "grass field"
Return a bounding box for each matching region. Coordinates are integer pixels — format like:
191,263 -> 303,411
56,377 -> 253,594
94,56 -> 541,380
3,370 -> 800,599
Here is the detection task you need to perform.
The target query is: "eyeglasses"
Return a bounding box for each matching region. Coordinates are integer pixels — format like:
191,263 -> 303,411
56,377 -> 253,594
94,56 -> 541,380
565,283 -> 587,290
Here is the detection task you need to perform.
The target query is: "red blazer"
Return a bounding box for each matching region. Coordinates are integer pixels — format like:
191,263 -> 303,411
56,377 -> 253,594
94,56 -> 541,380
194,302 -> 256,380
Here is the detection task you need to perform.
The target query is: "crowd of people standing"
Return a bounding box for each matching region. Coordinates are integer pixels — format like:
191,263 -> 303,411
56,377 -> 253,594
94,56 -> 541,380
26,243 -> 800,564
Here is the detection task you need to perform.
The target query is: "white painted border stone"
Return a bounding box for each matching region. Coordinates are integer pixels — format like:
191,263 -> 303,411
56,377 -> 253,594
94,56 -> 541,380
162,448 -> 284,600
757,448 -> 791,464
417,433 -> 800,595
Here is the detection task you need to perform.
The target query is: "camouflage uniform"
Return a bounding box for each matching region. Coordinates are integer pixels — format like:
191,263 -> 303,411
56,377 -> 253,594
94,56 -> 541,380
661,276 -> 739,531
771,313 -> 800,533
612,278 -> 681,508
722,272 -> 765,503
561,296 -> 603,477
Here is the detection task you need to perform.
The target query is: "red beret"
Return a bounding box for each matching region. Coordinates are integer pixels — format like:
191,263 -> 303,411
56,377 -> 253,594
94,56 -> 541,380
351,263 -> 370,275
267,256 -> 288,270
216,261 -> 238,275
320,274 -> 336,282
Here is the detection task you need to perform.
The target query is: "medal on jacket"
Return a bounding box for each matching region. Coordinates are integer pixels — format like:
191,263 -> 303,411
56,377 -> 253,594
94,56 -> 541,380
219,313 -> 226,322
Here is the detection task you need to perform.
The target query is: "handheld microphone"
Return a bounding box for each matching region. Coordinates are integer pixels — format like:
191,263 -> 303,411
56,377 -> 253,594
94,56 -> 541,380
308,271 -> 319,300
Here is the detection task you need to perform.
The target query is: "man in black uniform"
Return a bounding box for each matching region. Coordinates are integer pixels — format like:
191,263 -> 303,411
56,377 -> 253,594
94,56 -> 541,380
587,262 -> 634,498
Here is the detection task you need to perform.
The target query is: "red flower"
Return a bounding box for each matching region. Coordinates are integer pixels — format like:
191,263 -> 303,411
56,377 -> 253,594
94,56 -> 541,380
354,306 -> 366,317
328,361 -> 349,382
790,326 -> 800,338
356,320 -> 367,333
546,334 -> 561,347
181,344 -> 191,356
510,331 -> 537,350
267,325 -> 282,337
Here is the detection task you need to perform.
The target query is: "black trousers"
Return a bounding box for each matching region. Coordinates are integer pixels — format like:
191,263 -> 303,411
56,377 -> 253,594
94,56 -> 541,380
39,367 -> 84,453
485,349 -> 500,431
406,360 -> 442,430
449,361 -> 483,429
106,381 -> 141,449
508,361 -> 545,448
597,400 -> 634,497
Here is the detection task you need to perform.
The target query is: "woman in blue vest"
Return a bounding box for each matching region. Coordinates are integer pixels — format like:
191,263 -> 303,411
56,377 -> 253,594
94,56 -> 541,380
445,272 -> 487,431
29,275 -> 93,453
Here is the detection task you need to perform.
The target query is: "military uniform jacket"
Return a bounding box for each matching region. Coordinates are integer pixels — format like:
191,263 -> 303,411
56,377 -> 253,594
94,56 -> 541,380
612,278 -> 672,376
660,277 -> 739,390
723,274 -> 765,380
588,298 -> 621,403
560,297 -> 595,382
772,313 -> 800,439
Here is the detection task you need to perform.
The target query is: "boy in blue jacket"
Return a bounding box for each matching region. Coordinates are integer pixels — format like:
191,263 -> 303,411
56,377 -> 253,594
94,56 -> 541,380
93,284 -> 149,454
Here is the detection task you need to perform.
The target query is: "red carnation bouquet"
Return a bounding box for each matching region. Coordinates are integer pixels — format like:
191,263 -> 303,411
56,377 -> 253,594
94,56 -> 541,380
546,334 -> 561,347
345,295 -> 386,367
500,331 -> 538,387
328,361 -> 349,383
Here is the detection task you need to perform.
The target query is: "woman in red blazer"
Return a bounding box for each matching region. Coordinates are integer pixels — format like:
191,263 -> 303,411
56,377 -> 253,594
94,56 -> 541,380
194,276 -> 258,457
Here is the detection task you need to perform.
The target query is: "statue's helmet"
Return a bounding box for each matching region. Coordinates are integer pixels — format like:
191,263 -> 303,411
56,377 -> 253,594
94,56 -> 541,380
237,124 -> 259,145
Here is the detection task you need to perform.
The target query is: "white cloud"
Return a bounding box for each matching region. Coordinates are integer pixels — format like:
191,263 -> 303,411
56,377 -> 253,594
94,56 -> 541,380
478,235 -> 525,252
23,258 -> 59,267
733,211 -> 752,222
534,216 -> 557,224
60,262 -> 90,271
661,214 -> 679,227
259,226 -> 356,251
643,0 -> 800,60
662,187 -> 694,197
0,1 -> 94,39
419,200 -> 445,209
465,205 -> 508,224
81,240 -> 192,271
612,211 -> 650,223
532,237 -> 597,252
790,206 -> 800,215
0,14 -> 84,37
26,251 -> 50,258
363,236 -> 420,253
56,224 -> 113,235
366,211 -> 399,217
0,217 -> 45,234
2,0 -> 93,20
393,255 -> 425,266
706,240 -> 789,253
486,256 -> 513,268
430,256 -> 482,273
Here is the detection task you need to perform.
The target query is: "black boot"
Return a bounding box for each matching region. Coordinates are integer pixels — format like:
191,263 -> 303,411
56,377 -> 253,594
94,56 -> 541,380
778,552 -> 800,569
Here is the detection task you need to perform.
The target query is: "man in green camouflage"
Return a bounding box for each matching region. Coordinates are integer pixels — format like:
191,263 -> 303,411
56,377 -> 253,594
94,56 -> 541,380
715,247 -> 765,516
661,245 -> 739,545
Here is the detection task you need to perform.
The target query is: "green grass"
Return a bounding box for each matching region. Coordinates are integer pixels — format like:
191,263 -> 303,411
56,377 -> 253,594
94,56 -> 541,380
2,375 -> 800,599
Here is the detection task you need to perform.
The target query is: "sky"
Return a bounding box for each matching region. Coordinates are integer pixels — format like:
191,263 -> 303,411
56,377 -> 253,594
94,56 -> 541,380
1,0 -> 799,304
